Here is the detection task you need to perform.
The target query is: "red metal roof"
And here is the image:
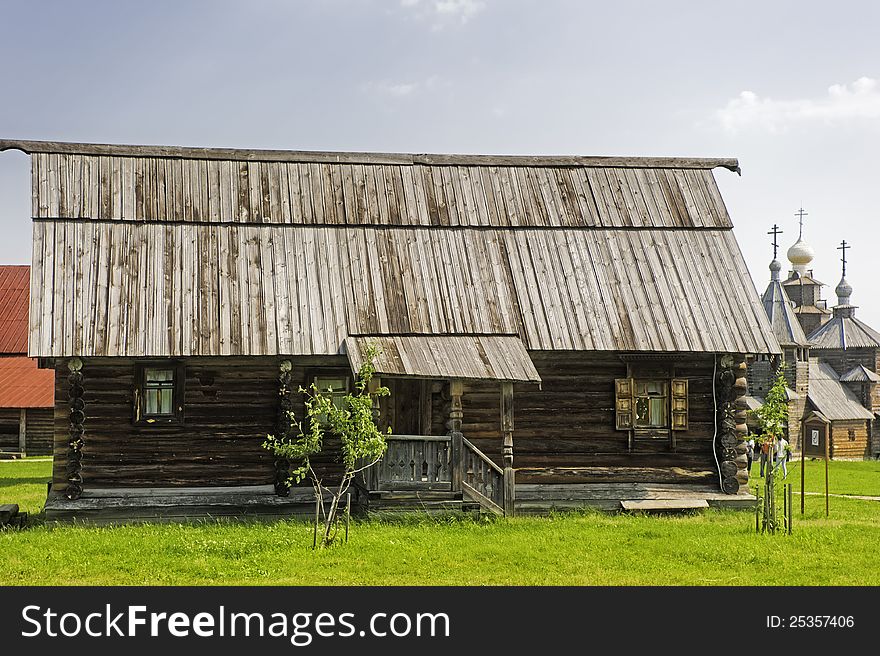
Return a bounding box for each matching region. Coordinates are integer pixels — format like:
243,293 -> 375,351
0,356 -> 54,408
0,265 -> 30,354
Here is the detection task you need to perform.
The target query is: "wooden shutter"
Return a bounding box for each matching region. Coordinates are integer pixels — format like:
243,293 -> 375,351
671,378 -> 688,431
615,378 -> 634,430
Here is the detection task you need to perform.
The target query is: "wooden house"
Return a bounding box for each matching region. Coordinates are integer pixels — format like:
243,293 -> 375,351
803,360 -> 874,458
0,265 -> 54,456
0,139 -> 780,521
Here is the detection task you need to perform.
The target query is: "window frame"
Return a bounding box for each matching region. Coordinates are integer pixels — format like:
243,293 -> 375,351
133,361 -> 186,425
633,379 -> 670,429
307,368 -> 353,424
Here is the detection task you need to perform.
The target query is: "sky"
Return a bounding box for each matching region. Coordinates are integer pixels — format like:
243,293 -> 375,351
1,0 -> 879,329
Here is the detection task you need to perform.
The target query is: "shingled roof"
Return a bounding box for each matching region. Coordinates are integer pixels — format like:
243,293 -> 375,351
1,139 -> 780,359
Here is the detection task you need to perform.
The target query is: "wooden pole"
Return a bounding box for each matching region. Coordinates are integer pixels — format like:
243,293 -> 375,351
800,432 -> 805,515
824,430 -> 830,517
788,484 -> 793,534
345,493 -> 351,543
754,486 -> 760,533
313,497 -> 319,550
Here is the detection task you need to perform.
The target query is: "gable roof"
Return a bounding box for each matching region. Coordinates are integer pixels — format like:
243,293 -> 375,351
761,279 -> 810,347
0,265 -> 30,353
2,140 -> 780,359
806,360 -> 875,421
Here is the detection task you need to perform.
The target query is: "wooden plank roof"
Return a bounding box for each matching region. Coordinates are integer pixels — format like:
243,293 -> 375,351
807,311 -> 880,350
345,335 -> 541,383
839,364 -> 880,383
806,360 -> 875,421
11,141 -> 779,358
13,151 -> 741,229
760,280 -> 810,347
0,265 -> 30,353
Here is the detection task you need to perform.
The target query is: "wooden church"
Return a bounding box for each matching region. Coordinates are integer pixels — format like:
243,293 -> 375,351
0,138 -> 780,521
748,221 -> 878,459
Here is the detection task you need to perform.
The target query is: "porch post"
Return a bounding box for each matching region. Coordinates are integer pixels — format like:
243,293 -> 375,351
501,381 -> 515,516
66,357 -> 84,500
448,379 -> 463,493
19,409 -> 27,457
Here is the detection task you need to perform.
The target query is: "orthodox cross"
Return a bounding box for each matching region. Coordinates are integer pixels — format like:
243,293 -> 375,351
794,207 -> 808,239
767,224 -> 783,260
838,240 -> 849,277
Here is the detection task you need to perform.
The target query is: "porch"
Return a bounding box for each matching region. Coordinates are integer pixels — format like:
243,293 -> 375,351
358,433 -> 755,516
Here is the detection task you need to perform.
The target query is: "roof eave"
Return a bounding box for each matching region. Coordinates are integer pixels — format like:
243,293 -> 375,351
0,139 -> 740,171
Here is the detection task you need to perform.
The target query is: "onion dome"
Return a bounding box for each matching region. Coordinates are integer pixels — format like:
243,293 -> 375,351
787,238 -> 815,275
769,258 -> 782,281
835,276 -> 853,306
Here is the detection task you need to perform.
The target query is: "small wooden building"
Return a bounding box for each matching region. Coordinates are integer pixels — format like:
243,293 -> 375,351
0,139 -> 780,520
804,360 -> 875,459
0,265 -> 54,456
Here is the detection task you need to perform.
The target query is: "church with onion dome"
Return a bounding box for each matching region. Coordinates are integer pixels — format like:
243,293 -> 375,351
748,211 -> 879,460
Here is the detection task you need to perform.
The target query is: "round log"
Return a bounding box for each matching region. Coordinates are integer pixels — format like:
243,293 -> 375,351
722,476 -> 739,495
720,461 -> 738,478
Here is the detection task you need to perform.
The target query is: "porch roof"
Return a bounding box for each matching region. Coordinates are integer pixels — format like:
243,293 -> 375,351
344,335 -> 541,383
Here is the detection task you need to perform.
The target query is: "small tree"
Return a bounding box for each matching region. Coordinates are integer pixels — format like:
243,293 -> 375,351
752,371 -> 789,533
264,347 -> 390,548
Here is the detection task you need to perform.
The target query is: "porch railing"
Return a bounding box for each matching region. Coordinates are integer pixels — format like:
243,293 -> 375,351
363,433 -> 509,516
370,435 -> 452,491
460,436 -> 505,515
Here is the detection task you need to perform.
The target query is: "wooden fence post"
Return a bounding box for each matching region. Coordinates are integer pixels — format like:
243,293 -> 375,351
501,381 -> 515,517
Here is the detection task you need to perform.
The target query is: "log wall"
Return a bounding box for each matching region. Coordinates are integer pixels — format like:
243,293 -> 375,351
830,419 -> 871,459
0,407 -> 53,454
52,358 -> 280,487
461,352 -> 719,485
0,408 -> 20,451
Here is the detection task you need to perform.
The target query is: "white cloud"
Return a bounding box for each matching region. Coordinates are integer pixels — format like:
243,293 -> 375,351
399,0 -> 487,28
715,77 -> 880,133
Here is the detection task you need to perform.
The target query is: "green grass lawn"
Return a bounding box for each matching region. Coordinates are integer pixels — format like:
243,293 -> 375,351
746,458 -> 880,497
1,458 -> 878,586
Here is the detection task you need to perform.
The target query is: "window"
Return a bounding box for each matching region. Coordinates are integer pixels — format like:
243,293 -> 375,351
314,375 -> 350,409
848,429 -> 856,442
634,381 -> 668,428
134,363 -> 184,424
313,374 -> 351,423
615,377 -> 688,431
